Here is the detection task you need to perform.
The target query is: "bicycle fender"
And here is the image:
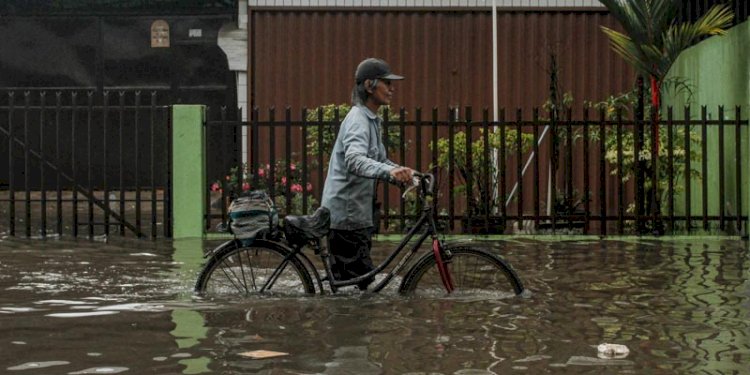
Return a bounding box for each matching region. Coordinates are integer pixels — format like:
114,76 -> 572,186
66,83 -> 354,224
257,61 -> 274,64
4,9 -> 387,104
399,243 -> 458,293
204,239 -> 239,258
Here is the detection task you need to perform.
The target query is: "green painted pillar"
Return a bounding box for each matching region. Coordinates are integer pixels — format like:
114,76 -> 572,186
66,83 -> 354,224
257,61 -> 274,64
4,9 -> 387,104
172,105 -> 206,239
171,238 -> 211,373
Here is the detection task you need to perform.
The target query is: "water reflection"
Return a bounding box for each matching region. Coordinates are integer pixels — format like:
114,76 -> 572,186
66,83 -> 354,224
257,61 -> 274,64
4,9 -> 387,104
0,237 -> 748,373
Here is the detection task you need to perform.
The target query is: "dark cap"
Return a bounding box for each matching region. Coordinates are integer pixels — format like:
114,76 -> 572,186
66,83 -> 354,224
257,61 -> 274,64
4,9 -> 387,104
355,58 -> 404,83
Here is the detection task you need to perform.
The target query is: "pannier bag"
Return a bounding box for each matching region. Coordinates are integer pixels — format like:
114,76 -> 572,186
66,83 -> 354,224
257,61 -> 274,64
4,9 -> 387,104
227,190 -> 279,241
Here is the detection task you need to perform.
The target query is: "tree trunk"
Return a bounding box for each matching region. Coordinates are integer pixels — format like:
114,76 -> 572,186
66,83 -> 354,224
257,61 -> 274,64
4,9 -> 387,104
649,75 -> 664,235
651,75 -> 660,149
635,75 -> 646,234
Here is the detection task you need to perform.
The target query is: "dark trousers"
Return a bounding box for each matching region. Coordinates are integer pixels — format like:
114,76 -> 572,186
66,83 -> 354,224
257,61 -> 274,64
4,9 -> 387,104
328,227 -> 375,286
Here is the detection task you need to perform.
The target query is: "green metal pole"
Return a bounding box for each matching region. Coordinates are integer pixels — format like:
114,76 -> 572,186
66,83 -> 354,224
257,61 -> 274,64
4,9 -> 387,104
172,105 -> 206,239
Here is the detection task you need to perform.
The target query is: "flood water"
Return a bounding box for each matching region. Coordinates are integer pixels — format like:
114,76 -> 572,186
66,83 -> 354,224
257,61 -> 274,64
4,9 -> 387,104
0,236 -> 748,374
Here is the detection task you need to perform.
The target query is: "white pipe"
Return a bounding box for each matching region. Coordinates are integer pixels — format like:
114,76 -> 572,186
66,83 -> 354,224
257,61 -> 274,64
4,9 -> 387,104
505,124 -> 551,208
491,0 -> 500,212
492,0 -> 498,123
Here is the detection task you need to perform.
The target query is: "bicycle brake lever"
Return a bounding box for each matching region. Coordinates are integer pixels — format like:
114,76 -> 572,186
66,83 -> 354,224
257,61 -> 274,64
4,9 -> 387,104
401,177 -> 420,198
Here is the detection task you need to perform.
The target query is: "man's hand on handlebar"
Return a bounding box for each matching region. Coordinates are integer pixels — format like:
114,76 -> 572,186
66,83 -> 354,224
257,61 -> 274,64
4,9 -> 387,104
389,166 -> 414,184
400,171 -> 434,198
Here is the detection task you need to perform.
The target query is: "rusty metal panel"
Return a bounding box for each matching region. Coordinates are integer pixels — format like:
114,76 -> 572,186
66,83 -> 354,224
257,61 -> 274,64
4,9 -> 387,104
248,9 -> 637,224
250,9 -> 634,119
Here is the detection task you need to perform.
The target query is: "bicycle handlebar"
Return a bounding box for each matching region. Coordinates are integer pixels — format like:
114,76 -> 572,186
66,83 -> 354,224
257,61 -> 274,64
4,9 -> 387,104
411,171 -> 435,196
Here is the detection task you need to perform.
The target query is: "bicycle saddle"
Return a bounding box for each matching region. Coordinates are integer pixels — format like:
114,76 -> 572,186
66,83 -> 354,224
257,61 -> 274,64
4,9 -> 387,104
283,206 -> 330,242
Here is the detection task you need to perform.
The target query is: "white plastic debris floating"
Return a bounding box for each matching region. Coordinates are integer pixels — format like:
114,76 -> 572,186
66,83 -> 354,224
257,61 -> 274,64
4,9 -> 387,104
239,350 -> 289,359
597,343 -> 630,359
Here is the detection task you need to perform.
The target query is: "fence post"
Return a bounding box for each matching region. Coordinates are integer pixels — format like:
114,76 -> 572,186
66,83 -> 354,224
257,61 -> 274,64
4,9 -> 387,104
172,105 -> 206,239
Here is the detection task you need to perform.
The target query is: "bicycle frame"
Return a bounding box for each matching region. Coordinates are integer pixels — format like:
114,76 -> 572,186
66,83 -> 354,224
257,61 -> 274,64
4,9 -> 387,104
323,205 -> 439,293
260,173 -> 447,294
199,173 -> 524,296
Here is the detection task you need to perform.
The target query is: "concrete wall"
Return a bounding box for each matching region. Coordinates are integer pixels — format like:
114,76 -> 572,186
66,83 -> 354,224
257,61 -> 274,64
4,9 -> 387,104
663,20 -> 750,232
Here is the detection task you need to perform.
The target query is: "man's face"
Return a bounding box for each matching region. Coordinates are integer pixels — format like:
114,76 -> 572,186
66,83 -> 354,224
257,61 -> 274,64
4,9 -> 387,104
370,79 -> 394,106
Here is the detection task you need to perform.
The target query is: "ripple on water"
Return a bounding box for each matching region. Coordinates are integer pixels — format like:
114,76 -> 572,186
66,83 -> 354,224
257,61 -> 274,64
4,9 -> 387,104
46,311 -> 119,318
95,303 -> 168,312
565,356 -> 634,366
69,305 -> 99,310
35,300 -> 91,306
7,361 -> 70,371
68,367 -> 129,374
454,369 -> 497,375
1,307 -> 44,312
514,354 -> 552,363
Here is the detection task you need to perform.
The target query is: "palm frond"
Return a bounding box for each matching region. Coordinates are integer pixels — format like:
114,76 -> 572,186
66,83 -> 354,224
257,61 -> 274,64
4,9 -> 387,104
660,4 -> 735,75
601,1 -> 735,85
601,26 -> 652,76
648,0 -> 679,45
692,4 -> 734,37
598,0 -> 649,44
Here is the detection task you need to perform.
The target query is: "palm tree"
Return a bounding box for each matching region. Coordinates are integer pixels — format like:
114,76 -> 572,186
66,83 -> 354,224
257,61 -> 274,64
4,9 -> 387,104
600,0 -> 733,117
598,0 -> 734,233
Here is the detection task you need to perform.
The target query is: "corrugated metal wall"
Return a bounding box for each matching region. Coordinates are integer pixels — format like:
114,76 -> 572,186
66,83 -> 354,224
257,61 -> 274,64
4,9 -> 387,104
247,9 -> 638,229
249,9 -> 634,118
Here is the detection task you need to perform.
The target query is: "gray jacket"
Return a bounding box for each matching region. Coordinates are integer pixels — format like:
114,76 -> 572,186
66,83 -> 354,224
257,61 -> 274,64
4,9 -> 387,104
320,105 -> 398,230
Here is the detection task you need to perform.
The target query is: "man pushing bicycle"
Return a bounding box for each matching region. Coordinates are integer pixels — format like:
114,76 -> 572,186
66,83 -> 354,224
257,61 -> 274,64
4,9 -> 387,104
320,58 -> 415,291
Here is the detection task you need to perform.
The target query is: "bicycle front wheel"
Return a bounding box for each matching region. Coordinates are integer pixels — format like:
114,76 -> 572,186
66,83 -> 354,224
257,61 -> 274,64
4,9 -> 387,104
399,246 -> 524,297
195,240 -> 315,297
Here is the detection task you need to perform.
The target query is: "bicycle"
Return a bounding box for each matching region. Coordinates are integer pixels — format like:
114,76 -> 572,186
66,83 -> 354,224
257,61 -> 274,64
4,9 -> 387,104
195,172 -> 525,297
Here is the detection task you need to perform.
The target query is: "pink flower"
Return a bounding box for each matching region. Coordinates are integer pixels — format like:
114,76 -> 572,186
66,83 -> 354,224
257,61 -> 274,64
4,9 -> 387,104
290,163 -> 296,171
211,182 -> 221,192
258,168 -> 265,177
225,175 -> 231,181
242,182 -> 250,191
291,183 -> 303,193
281,176 -> 287,185
306,183 -> 313,192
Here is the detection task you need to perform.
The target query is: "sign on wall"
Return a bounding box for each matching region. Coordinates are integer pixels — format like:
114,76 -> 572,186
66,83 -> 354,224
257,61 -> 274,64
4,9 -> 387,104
151,20 -> 170,48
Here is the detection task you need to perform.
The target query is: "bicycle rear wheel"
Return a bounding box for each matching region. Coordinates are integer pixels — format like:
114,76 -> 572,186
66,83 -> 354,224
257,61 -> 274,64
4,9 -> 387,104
399,246 -> 524,297
195,240 -> 315,297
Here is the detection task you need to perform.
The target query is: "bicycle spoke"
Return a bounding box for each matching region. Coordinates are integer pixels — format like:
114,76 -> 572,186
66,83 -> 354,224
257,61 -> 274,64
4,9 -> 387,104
245,248 -> 258,291
217,259 -> 246,294
400,247 -> 524,296
236,250 -> 250,294
261,260 -> 290,293
196,241 -> 315,297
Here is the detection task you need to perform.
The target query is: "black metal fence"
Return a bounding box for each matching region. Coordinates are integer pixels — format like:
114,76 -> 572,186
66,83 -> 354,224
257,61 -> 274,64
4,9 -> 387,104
205,105 -> 748,237
0,90 -> 172,239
